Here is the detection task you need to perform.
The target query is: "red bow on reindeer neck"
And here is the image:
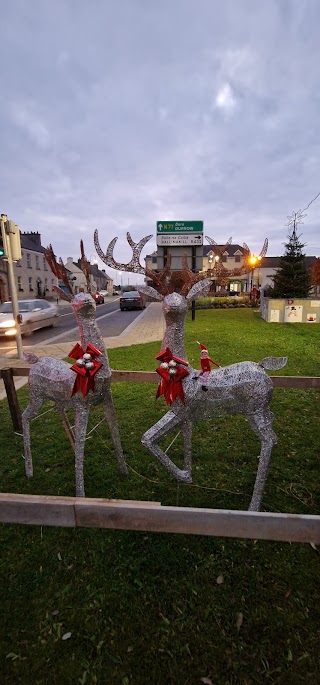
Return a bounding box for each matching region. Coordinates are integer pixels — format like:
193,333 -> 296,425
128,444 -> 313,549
155,347 -> 189,406
69,342 -> 103,398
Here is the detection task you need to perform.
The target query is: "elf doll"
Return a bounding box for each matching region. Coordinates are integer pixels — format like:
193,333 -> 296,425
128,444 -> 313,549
193,342 -> 220,391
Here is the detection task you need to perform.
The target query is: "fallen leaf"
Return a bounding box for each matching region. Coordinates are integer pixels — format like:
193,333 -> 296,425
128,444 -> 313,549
127,646 -> 133,653
62,632 -> 72,641
52,610 -> 59,616
236,612 -> 243,631
200,678 -> 213,685
309,543 -> 318,551
216,575 -> 224,585
57,552 -> 62,561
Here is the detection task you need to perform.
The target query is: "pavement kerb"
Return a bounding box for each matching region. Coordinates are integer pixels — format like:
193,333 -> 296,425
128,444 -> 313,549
0,302 -> 164,400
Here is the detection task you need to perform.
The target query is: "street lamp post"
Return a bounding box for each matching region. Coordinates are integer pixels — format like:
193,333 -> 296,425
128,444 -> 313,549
248,255 -> 262,297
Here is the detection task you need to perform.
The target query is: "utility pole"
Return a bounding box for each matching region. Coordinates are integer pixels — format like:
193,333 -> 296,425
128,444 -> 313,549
0,214 -> 23,359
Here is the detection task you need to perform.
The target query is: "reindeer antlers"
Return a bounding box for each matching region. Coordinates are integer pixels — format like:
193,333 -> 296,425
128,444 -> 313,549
45,245 -> 74,295
94,230 -> 152,275
80,240 -> 92,293
45,241 -> 95,296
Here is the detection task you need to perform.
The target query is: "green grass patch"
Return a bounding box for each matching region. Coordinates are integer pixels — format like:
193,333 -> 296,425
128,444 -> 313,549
0,310 -> 320,684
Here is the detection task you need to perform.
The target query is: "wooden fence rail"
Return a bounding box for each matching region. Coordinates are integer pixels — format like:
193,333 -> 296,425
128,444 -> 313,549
1,366 -> 320,434
0,493 -> 319,543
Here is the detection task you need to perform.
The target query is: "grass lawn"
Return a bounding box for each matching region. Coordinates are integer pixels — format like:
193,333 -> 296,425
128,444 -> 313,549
0,309 -> 319,685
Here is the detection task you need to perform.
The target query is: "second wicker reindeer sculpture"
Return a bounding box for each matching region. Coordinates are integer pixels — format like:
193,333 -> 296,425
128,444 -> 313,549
94,230 -> 287,511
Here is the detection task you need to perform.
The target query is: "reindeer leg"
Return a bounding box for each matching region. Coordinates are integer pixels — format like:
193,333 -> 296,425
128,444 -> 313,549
104,384 -> 128,475
181,420 -> 193,475
74,408 -> 89,497
22,396 -> 45,478
141,411 -> 192,482
247,409 -> 277,511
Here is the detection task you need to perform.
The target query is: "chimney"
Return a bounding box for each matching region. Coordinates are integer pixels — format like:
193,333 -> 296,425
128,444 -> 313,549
22,231 -> 42,246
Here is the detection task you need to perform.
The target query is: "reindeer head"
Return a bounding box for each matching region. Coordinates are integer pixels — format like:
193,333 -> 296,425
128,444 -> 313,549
45,241 -> 96,318
94,230 -> 213,313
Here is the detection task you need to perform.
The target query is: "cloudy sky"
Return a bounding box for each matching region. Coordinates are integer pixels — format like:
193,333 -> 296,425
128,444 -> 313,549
1,0 -> 320,283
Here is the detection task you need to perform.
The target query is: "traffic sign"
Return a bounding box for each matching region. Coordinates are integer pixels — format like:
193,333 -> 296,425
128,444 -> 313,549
157,234 -> 203,246
157,221 -> 203,234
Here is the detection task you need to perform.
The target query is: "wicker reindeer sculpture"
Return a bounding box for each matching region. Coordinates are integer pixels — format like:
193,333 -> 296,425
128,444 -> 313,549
22,243 -> 128,497
94,231 -> 287,511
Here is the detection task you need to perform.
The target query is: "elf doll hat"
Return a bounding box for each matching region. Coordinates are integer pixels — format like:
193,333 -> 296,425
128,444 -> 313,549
197,341 -> 208,352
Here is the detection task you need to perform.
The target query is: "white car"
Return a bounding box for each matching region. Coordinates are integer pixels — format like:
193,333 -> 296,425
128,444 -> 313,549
0,299 -> 59,337
99,289 -> 108,297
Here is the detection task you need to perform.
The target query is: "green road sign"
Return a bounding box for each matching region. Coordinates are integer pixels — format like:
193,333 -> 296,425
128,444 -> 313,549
157,221 -> 203,234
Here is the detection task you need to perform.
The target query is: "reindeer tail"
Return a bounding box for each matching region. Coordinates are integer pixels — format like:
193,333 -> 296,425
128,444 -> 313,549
259,356 -> 288,371
24,352 -> 40,364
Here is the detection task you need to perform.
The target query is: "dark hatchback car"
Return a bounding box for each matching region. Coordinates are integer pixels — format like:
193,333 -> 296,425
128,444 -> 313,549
119,291 -> 145,311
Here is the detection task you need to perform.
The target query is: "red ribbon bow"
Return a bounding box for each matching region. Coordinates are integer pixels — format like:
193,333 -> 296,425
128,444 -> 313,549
69,342 -> 103,398
155,347 -> 189,406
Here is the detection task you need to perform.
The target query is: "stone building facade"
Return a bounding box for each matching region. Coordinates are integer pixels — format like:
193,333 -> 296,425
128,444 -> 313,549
0,231 -> 58,303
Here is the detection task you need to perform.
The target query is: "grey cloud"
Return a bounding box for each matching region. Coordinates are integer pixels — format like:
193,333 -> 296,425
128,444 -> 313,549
1,0 -> 320,275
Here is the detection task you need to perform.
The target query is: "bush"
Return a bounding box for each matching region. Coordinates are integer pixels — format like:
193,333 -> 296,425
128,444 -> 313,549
188,296 -> 253,310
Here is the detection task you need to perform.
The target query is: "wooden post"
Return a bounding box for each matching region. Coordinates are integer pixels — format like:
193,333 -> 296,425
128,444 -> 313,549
1,368 -> 22,431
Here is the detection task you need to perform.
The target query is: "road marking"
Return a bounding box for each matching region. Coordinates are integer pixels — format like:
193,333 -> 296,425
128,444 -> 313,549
34,308 -> 121,345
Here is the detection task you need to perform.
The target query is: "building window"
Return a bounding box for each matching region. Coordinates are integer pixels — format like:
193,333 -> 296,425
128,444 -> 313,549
16,259 -> 21,267
27,253 -> 32,268
152,256 -> 157,264
45,278 -> 48,291
29,277 -> 33,291
43,256 -> 48,270
222,255 -> 227,263
235,255 -> 241,263
36,255 -> 40,270
18,276 -> 23,291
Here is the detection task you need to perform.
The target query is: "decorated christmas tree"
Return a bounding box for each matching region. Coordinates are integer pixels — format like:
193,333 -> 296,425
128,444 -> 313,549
269,212 -> 312,298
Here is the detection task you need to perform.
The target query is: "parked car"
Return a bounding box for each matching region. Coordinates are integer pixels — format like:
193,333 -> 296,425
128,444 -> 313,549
93,292 -> 104,304
99,289 -> 108,298
119,291 -> 145,311
0,299 -> 59,337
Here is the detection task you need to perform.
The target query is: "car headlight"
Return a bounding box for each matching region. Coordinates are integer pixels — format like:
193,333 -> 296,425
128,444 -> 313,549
0,319 -> 15,328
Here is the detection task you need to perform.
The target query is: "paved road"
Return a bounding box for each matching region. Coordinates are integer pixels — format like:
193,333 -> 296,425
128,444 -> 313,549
0,298 -> 147,351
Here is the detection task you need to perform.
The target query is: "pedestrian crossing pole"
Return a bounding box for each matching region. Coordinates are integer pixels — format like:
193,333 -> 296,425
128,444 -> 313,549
0,214 -> 23,359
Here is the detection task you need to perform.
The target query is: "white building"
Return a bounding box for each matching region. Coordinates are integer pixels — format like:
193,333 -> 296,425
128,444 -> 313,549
0,231 -> 58,303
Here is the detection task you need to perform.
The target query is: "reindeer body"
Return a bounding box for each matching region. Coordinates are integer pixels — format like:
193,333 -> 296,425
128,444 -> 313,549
94,230 -> 287,511
22,263 -> 127,497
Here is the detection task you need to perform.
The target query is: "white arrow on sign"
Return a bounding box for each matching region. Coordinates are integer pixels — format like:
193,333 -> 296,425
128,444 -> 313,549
158,223 -> 163,229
